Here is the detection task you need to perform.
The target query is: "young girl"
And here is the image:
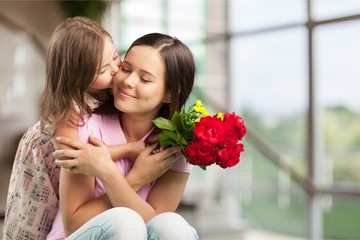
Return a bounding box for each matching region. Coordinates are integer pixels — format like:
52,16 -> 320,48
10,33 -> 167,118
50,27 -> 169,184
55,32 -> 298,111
50,33 -> 199,239
4,17 -> 175,240
3,16 -> 120,240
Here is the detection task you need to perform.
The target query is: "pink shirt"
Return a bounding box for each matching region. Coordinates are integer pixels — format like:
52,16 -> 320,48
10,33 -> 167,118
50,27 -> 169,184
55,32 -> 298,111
47,113 -> 192,239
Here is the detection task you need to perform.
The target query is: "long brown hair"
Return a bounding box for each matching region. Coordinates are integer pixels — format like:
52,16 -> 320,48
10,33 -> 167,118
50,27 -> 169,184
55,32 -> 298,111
40,16 -> 112,135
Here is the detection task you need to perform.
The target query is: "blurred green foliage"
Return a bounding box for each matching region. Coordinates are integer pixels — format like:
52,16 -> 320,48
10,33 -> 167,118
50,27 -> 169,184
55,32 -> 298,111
60,1 -> 108,23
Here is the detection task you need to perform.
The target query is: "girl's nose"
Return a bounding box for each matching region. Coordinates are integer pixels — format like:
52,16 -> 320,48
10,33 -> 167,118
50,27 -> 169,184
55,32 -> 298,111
111,64 -> 119,76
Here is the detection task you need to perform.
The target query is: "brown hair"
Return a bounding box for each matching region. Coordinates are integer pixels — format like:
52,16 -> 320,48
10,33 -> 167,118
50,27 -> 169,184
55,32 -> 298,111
40,16 -> 112,135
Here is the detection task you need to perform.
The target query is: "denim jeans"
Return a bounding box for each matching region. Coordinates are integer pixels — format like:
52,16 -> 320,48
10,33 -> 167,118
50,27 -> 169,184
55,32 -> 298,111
66,207 -> 199,240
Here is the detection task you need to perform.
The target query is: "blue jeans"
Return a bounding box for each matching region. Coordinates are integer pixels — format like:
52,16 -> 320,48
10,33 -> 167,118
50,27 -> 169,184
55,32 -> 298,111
66,207 -> 199,240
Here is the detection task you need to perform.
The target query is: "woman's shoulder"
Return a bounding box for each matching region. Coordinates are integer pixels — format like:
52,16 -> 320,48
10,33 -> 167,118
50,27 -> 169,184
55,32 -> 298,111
79,113 -> 122,143
85,112 -> 118,126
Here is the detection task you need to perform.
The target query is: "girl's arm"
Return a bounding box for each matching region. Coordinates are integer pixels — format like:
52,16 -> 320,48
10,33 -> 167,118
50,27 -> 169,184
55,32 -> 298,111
107,141 -> 145,162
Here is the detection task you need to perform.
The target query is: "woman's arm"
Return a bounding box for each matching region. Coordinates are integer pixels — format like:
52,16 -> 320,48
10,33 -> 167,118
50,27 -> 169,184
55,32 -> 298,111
54,136 -> 182,224
146,171 -> 189,214
55,116 -> 110,235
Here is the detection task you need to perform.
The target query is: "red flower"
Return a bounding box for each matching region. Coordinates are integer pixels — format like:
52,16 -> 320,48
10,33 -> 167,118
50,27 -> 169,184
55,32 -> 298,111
185,140 -> 216,166
215,142 -> 244,168
193,116 -> 225,145
224,112 -> 246,141
184,113 -> 246,169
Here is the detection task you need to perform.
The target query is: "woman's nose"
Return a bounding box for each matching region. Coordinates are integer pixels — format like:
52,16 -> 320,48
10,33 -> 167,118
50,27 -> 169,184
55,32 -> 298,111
124,74 -> 136,88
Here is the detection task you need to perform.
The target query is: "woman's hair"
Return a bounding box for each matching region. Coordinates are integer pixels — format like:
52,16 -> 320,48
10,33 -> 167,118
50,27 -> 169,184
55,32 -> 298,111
40,16 -> 112,135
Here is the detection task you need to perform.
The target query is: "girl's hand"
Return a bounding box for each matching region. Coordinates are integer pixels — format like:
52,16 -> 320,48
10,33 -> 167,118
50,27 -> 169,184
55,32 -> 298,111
126,141 -> 146,161
126,145 -> 181,191
54,136 -> 116,176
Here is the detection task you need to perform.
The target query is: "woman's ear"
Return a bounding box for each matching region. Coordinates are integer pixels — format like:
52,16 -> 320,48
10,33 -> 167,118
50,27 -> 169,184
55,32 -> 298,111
163,92 -> 171,103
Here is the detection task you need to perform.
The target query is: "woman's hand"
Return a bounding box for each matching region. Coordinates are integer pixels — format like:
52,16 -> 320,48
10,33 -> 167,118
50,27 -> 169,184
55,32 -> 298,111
126,145 -> 181,191
54,136 -> 116,176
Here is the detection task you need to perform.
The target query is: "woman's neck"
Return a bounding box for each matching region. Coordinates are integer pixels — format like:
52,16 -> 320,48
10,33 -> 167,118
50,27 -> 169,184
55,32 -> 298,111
119,113 -> 155,143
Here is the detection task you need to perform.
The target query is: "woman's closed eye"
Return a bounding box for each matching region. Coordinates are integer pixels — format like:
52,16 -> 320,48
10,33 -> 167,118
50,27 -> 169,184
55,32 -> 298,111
140,77 -> 151,83
121,66 -> 131,73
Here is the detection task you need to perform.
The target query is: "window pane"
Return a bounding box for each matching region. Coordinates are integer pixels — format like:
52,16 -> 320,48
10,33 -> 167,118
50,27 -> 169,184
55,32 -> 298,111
121,0 -> 162,21
119,0 -> 205,54
314,20 -> 360,185
119,0 -> 163,50
312,0 -> 360,21
230,28 -> 307,126
324,196 -> 360,239
230,27 -> 308,237
229,0 -> 306,32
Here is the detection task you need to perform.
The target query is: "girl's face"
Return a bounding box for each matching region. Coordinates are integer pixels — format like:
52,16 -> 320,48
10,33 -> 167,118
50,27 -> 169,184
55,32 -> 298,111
89,37 -> 121,92
112,45 -> 170,118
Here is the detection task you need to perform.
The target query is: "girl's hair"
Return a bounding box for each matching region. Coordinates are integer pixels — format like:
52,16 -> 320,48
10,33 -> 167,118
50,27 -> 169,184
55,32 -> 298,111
40,16 -> 112,135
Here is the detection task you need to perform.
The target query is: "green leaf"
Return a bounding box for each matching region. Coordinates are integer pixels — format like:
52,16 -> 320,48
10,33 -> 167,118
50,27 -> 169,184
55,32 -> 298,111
153,117 -> 176,131
171,111 -> 183,132
159,138 -> 176,148
162,130 -> 181,142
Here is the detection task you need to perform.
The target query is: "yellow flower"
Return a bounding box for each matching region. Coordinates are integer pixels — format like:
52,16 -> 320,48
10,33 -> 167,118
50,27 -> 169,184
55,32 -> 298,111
195,100 -> 202,107
194,106 -> 209,116
195,118 -> 201,122
216,112 -> 224,120
201,108 -> 209,116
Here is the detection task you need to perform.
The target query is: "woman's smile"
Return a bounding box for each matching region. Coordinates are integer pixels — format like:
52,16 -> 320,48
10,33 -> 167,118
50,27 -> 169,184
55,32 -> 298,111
118,88 -> 136,99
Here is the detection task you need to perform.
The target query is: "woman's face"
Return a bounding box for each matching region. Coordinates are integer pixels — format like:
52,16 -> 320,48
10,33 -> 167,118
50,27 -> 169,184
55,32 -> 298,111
89,37 -> 120,92
112,45 -> 170,118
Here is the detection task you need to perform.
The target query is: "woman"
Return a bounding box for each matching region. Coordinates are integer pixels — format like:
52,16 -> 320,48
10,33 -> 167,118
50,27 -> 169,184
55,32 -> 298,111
51,33 -> 199,239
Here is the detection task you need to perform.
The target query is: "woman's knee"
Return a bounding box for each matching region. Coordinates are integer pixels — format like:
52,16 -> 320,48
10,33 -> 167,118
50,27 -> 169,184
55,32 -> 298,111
147,212 -> 199,240
100,207 -> 147,239
110,207 -> 144,225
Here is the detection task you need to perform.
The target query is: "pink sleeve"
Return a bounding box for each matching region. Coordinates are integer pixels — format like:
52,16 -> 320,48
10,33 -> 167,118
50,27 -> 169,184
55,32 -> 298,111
78,115 -> 102,143
170,153 -> 193,173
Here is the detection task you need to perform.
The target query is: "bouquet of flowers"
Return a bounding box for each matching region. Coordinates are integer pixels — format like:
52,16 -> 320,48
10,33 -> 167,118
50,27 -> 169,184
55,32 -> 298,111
153,100 -> 246,170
